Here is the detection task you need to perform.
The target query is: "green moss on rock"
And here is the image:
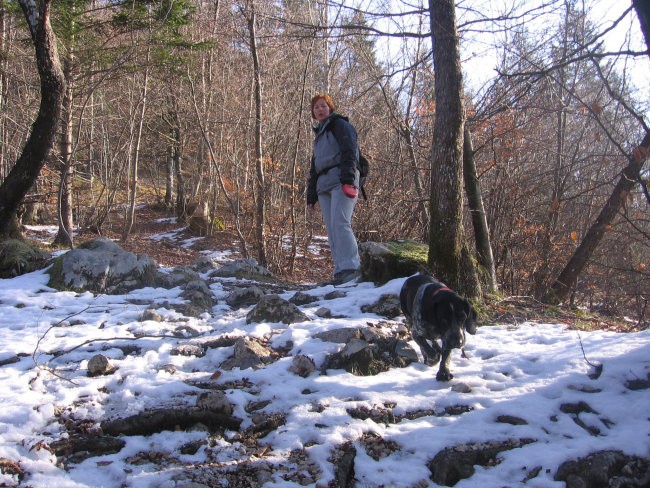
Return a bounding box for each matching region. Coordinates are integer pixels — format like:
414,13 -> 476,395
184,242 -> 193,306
359,240 -> 430,285
0,239 -> 50,278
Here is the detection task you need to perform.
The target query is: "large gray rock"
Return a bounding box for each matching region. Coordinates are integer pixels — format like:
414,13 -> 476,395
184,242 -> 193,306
47,238 -> 158,294
359,240 -> 430,285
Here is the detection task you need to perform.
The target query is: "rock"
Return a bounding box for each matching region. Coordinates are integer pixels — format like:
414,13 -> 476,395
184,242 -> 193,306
211,259 -> 274,281
289,355 -> 316,377
139,309 -> 163,322
156,266 -> 201,289
225,285 -> 266,308
157,364 -> 177,375
196,391 -> 233,415
496,414 -> 527,425
181,280 -> 215,313
329,442 -> 356,488
315,307 -> 333,318
47,238 -> 158,294
220,337 -> 274,370
554,450 -> 650,487
324,290 -> 346,300
171,344 -> 205,357
172,325 -> 201,338
625,373 -> 650,391
314,328 -> 361,344
324,339 -> 387,376
0,239 -> 49,279
428,438 -> 535,486
322,327 -> 418,375
289,291 -> 319,306
0,354 -> 21,367
101,406 -> 242,436
361,293 -> 402,318
192,256 -> 221,273
87,354 -> 115,377
394,340 -> 419,364
359,240 -> 430,285
359,327 -> 391,342
246,294 -> 309,325
50,434 -> 126,464
451,383 -> 472,394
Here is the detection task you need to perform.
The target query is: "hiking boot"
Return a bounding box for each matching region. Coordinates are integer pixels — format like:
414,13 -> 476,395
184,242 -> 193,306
331,269 -> 360,285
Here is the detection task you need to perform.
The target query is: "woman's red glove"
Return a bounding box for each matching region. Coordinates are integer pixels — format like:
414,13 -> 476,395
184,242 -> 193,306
341,184 -> 358,199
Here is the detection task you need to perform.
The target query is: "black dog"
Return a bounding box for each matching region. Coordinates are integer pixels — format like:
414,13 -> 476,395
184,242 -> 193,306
400,274 -> 477,381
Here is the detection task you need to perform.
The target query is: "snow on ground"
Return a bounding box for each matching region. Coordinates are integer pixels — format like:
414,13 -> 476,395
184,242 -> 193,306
0,234 -> 648,487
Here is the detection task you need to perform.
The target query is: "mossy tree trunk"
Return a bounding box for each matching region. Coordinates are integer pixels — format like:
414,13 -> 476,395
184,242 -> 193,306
426,0 -> 480,297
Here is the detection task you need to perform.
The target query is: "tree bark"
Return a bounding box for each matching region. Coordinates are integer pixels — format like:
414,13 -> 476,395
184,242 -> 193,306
0,0 -> 65,238
427,0 -> 479,296
246,4 -> 267,266
0,6 -> 8,179
463,127 -> 497,292
54,52 -> 75,248
633,0 -> 650,51
122,55 -> 149,242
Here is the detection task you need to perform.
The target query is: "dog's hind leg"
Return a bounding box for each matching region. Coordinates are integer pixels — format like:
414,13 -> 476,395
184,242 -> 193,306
436,349 -> 454,381
414,336 -> 441,366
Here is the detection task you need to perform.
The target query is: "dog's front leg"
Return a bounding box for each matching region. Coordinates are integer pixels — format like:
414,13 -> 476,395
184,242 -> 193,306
414,336 -> 441,366
436,348 -> 454,381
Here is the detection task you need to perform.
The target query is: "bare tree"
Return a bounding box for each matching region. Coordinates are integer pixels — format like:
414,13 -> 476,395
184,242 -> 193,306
243,1 -> 268,266
543,1 -> 650,304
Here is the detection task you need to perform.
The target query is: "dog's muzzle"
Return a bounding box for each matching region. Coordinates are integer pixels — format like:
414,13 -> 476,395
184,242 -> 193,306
443,330 -> 465,349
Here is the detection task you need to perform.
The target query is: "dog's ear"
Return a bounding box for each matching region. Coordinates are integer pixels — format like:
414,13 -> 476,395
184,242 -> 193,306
464,300 -> 477,335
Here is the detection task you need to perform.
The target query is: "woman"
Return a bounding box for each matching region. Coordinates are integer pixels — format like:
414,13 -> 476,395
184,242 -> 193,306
306,94 -> 361,285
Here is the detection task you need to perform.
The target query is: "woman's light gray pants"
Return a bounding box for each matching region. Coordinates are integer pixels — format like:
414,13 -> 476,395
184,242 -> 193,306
318,186 -> 360,275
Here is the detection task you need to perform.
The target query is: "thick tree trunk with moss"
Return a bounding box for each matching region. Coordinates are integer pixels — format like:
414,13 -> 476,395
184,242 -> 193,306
427,0 -> 479,297
0,0 -> 65,239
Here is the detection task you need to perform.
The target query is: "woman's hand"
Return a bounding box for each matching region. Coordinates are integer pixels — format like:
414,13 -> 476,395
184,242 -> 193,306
341,184 -> 358,199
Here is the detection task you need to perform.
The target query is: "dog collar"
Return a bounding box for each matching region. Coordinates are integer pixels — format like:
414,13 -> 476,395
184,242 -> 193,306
431,286 -> 452,297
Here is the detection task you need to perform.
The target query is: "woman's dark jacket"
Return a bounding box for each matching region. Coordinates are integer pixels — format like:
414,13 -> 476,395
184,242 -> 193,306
307,113 -> 359,205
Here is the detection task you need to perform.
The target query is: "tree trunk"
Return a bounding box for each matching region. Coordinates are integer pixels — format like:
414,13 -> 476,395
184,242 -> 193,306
54,52 -> 75,248
172,125 -> 186,221
122,58 -> 149,242
463,127 -> 497,292
0,0 -> 65,238
544,132 -> 650,304
426,0 -> 479,297
165,142 -> 174,210
633,0 -> 650,51
246,5 -> 267,266
0,6 -> 8,179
